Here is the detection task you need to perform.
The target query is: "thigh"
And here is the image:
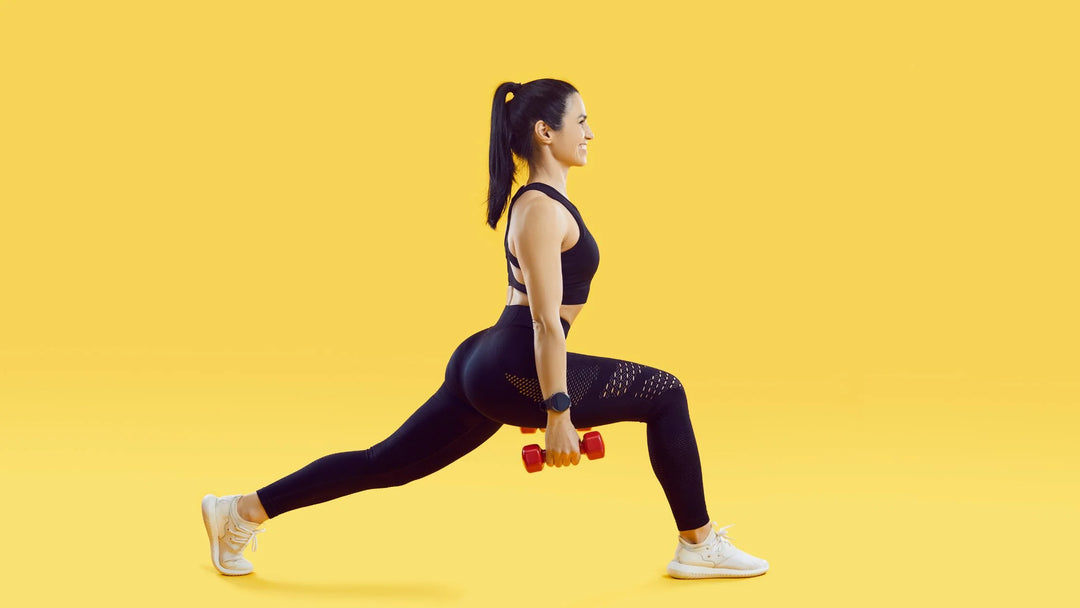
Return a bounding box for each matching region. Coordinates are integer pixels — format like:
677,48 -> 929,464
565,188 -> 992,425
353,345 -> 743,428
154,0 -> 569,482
366,382 -> 503,485
560,351 -> 685,428
462,325 -> 685,429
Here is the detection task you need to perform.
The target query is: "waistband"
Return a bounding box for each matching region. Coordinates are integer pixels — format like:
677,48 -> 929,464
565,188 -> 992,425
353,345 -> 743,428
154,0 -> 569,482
496,305 -> 571,338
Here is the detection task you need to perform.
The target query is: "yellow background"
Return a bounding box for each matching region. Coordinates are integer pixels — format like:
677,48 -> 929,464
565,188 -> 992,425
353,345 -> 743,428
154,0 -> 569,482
1,0 -> 1077,606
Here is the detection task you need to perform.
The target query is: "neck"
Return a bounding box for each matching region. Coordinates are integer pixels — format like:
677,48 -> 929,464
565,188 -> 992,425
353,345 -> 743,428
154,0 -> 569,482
526,164 -> 570,196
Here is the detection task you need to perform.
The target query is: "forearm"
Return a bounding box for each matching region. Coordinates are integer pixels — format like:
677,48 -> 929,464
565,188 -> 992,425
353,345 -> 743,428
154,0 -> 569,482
533,323 -> 568,404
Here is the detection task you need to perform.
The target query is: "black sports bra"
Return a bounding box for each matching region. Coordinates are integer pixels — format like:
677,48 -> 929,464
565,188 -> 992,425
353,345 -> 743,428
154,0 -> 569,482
504,182 -> 600,305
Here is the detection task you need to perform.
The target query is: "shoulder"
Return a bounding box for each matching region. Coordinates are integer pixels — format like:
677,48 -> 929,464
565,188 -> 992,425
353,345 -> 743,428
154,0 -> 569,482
512,189 -> 569,223
507,190 -> 572,246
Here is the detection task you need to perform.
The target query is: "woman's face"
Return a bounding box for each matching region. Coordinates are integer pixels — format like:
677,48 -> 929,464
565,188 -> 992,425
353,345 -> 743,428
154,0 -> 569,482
545,92 -> 594,167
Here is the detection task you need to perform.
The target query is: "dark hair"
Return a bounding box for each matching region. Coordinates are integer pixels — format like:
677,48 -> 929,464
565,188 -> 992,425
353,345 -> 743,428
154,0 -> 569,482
485,78 -> 578,229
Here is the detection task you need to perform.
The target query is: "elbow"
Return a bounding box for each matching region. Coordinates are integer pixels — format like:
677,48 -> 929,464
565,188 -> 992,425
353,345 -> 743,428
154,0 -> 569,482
532,314 -> 569,339
532,314 -> 565,336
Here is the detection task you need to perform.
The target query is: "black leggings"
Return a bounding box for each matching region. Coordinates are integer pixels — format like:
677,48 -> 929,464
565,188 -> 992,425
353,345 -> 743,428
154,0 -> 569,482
256,305 -> 710,531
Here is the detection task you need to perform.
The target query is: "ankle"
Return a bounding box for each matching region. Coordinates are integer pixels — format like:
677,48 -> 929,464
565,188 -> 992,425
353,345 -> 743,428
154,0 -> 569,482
237,493 -> 268,525
680,521 -> 712,544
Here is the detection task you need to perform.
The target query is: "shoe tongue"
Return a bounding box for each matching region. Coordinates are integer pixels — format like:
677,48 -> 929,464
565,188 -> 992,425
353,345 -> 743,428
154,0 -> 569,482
236,514 -> 262,530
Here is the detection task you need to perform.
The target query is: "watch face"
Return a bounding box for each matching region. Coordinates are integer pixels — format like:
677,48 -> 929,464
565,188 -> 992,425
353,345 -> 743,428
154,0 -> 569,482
546,392 -> 571,412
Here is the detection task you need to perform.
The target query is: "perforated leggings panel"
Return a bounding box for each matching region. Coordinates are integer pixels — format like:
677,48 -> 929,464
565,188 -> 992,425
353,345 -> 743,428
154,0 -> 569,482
256,305 -> 710,531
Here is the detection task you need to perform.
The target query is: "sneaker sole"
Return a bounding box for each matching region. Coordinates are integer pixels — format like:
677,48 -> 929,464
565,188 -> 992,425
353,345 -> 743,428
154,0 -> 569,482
201,494 -> 252,576
667,559 -> 769,579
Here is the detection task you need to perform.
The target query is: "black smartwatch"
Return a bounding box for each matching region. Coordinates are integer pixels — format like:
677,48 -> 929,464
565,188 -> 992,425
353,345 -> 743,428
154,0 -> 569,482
541,391 -> 572,413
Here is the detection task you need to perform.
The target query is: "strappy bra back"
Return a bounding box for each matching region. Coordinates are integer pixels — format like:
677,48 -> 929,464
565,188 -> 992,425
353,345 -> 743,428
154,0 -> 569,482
504,182 -> 600,306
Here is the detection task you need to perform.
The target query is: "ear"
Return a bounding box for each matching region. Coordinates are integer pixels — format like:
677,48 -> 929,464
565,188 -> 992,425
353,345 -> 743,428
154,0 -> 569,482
533,120 -> 552,144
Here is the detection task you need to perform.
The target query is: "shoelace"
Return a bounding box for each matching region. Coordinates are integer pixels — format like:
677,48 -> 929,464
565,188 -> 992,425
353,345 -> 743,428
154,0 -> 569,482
228,519 -> 266,552
713,522 -> 735,542
704,522 -> 735,550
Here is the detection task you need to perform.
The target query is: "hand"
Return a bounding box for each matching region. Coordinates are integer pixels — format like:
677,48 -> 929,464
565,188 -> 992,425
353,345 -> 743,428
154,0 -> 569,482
544,410 -> 581,467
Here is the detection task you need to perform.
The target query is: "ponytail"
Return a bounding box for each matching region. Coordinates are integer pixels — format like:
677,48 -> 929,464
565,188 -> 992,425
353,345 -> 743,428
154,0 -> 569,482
486,82 -> 519,229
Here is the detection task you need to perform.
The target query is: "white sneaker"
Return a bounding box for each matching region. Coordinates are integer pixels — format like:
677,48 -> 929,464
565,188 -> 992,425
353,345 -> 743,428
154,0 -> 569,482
667,522 -> 769,579
201,494 -> 265,576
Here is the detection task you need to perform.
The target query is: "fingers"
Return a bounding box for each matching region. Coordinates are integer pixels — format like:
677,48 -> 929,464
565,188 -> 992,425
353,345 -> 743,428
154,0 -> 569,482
548,451 -> 562,467
545,450 -> 581,467
543,436 -> 582,468
551,450 -> 580,467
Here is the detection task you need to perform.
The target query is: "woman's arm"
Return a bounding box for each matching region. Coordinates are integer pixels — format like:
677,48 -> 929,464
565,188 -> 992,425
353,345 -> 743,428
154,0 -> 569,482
510,195 -> 581,467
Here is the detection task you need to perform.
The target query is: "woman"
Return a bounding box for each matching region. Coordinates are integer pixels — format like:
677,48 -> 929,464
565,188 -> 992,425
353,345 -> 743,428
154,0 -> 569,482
201,78 -> 769,580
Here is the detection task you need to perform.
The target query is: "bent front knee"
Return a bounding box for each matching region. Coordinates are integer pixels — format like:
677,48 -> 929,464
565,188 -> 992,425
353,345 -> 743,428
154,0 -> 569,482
641,371 -> 688,418
641,369 -> 685,400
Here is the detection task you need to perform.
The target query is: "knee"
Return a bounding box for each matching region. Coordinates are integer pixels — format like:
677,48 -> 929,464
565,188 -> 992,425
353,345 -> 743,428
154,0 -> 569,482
659,382 -> 688,412
641,369 -> 685,400
361,444 -> 410,490
642,370 -> 688,418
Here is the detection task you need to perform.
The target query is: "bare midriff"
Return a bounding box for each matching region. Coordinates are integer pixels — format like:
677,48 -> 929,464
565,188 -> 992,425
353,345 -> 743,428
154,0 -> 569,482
505,284 -> 584,328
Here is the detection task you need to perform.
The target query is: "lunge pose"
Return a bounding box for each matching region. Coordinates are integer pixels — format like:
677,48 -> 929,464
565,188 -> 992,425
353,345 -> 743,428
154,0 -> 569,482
201,78 -> 769,580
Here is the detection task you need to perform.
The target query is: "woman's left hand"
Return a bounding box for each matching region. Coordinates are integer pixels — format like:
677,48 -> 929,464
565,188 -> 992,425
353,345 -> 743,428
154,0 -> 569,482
544,409 -> 581,468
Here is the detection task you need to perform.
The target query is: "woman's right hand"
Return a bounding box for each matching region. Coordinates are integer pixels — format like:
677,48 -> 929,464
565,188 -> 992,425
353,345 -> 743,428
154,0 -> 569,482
544,409 -> 581,467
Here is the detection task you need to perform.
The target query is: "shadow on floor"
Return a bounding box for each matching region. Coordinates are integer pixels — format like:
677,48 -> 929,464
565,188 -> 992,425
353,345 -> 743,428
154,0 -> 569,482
202,566 -> 466,601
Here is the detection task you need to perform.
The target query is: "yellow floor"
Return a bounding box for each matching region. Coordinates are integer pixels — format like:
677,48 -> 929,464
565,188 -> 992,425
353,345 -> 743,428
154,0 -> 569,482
2,363 -> 1075,607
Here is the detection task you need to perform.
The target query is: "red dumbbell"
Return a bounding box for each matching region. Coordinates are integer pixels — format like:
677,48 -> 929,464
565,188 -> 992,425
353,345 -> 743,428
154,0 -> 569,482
520,426 -> 592,433
521,430 -> 605,473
